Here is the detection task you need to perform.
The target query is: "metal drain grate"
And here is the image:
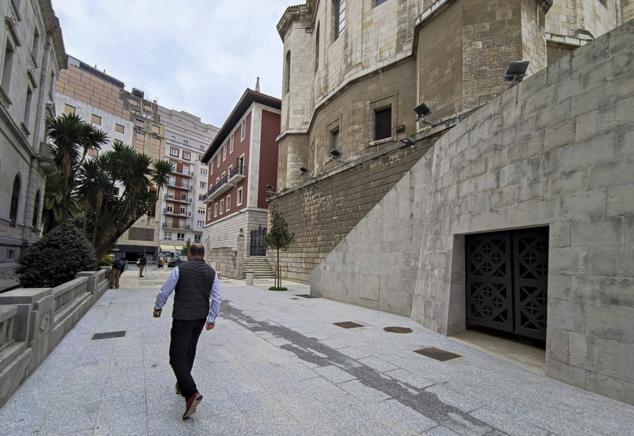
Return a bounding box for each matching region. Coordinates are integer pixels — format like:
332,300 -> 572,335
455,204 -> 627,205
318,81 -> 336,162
414,347 -> 461,361
92,331 -> 126,340
334,321 -> 364,329
384,326 -> 413,334
296,294 -> 319,299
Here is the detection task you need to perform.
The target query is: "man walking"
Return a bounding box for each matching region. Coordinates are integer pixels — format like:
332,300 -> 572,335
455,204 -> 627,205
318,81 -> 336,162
109,257 -> 125,289
153,243 -> 222,420
138,255 -> 147,277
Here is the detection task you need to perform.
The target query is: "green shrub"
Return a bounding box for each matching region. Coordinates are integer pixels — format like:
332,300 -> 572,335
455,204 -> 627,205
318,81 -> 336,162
100,255 -> 113,266
18,222 -> 99,288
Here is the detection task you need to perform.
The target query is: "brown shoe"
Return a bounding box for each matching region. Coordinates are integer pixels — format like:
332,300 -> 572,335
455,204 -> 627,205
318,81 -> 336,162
182,392 -> 203,420
175,383 -> 181,395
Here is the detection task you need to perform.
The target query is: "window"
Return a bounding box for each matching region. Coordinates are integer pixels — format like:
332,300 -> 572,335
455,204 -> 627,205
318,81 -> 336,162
197,220 -> 204,227
198,208 -> 205,215
200,181 -> 206,189
229,136 -> 234,154
222,146 -> 226,161
219,199 -> 224,215
64,104 -> 76,115
115,123 -> 125,134
166,205 -> 173,212
330,126 -> 340,152
228,165 -> 233,177
164,231 -> 173,240
333,0 -> 346,40
23,87 -> 33,129
2,40 -> 15,92
237,187 -> 243,206
315,24 -> 320,73
9,174 -> 20,226
214,203 -> 218,217
179,206 -> 186,214
198,194 -> 204,201
183,151 -> 191,161
237,154 -> 245,172
170,146 -> 179,157
283,51 -> 291,95
184,139 -> 189,145
240,120 -> 246,141
374,106 -> 392,140
201,169 -> 207,177
31,28 -> 40,60
216,156 -> 220,168
91,114 -> 102,125
49,71 -> 55,98
32,190 -> 41,228
226,195 -> 231,211
374,0 -> 389,6
177,233 -> 185,241
195,234 -> 201,243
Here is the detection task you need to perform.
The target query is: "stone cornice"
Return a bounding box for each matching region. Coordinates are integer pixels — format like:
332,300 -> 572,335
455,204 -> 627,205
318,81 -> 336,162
39,0 -> 67,69
277,1 -> 314,39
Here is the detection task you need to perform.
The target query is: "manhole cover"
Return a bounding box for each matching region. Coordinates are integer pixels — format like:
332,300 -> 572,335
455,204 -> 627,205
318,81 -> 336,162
414,347 -> 461,361
334,321 -> 364,329
92,331 -> 126,340
384,326 -> 413,333
297,294 -> 319,299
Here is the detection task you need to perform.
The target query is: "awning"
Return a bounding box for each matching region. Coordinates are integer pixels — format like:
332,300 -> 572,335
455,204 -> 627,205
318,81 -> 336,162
159,245 -> 182,252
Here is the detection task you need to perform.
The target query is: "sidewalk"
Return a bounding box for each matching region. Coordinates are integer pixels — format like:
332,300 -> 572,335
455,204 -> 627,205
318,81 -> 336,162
0,270 -> 632,435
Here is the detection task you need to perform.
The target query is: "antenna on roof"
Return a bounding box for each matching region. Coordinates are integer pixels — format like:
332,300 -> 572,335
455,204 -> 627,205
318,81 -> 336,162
255,77 -> 260,93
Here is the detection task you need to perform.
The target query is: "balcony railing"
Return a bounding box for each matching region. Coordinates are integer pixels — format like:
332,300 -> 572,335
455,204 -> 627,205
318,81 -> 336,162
163,208 -> 192,218
166,180 -> 192,190
165,194 -> 192,203
171,167 -> 194,177
162,222 -> 192,230
203,164 -> 246,203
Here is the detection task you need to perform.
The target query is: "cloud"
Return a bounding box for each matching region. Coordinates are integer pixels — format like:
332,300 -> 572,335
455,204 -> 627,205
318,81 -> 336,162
53,0 -> 297,127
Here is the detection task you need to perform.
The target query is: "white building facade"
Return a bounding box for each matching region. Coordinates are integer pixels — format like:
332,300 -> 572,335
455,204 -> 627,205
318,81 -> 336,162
0,0 -> 66,284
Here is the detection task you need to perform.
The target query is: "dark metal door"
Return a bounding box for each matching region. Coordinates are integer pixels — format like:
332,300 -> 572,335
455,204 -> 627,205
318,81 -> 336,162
250,226 -> 267,256
466,228 -> 548,341
512,229 -> 548,340
466,232 -> 514,334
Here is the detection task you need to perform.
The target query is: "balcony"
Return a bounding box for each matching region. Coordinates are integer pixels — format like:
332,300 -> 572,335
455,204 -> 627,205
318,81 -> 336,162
165,194 -> 192,204
171,167 -> 194,178
166,180 -> 192,190
162,222 -> 192,230
203,164 -> 246,203
163,208 -> 192,218
228,164 -> 246,184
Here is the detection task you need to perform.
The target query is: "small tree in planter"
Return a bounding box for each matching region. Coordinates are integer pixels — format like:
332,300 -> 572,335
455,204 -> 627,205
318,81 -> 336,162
263,209 -> 294,291
17,222 -> 99,288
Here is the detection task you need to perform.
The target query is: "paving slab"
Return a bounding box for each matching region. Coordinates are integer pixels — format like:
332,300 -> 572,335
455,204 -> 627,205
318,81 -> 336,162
0,269 -> 633,435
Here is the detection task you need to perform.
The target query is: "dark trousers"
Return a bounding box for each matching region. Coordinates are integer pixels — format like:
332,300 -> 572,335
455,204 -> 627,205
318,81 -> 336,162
169,318 -> 206,399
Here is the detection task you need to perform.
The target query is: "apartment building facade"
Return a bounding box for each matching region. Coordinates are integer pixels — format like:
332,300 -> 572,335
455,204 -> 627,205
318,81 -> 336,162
158,106 -> 217,253
55,57 -> 217,260
0,0 -> 66,284
201,89 -> 280,278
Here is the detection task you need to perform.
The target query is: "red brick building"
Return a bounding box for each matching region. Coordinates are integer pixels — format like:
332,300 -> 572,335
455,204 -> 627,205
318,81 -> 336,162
201,89 -> 281,278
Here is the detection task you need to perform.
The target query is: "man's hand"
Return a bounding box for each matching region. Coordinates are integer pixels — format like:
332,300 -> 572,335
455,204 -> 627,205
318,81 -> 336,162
206,322 -> 215,331
153,308 -> 162,318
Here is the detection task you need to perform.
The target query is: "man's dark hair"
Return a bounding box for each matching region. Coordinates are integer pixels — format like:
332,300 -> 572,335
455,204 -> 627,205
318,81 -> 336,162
189,243 -> 205,258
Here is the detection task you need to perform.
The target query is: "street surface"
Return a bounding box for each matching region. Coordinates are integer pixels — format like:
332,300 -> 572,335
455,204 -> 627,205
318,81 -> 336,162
1,267 -> 633,435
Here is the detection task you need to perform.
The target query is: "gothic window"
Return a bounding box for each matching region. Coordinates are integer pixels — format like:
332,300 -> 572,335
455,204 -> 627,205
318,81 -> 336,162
315,24 -> 320,73
374,106 -> 392,140
333,0 -> 346,40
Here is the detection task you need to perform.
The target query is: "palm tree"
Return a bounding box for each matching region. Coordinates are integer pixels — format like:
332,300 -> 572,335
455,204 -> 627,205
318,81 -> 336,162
46,114 -> 107,222
76,155 -> 113,244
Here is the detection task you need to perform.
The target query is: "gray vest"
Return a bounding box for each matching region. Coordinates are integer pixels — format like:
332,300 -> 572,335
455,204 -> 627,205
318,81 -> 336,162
173,259 -> 216,320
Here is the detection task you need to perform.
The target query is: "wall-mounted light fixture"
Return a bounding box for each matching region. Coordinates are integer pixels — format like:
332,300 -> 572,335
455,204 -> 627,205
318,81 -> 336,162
504,60 -> 530,86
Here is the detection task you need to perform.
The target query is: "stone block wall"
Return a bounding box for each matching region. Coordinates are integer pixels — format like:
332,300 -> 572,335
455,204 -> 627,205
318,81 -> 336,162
311,20 -> 634,404
269,140 -> 434,283
208,245 -> 244,280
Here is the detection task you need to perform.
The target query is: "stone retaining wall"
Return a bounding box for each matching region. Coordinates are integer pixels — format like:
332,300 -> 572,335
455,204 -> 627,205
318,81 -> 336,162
0,268 -> 109,407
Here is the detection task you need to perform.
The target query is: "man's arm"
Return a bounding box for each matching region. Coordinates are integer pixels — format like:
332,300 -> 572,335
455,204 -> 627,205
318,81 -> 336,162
207,274 -> 222,326
154,267 -> 179,315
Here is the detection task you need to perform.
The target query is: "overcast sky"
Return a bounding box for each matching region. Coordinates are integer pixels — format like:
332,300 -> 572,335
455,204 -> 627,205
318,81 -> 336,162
53,0 -> 298,128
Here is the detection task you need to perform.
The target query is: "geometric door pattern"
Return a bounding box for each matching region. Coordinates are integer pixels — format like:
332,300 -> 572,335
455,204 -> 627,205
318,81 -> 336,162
466,228 -> 548,341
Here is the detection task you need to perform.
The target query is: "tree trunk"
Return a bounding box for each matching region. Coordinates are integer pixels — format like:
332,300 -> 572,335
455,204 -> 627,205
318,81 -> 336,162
82,197 -> 89,234
276,248 -> 280,288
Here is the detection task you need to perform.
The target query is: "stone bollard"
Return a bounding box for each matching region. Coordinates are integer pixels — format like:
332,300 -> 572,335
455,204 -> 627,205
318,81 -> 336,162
245,271 -> 254,286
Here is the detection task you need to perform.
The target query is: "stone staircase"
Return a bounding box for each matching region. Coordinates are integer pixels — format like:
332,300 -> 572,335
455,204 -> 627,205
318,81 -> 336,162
243,256 -> 276,279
